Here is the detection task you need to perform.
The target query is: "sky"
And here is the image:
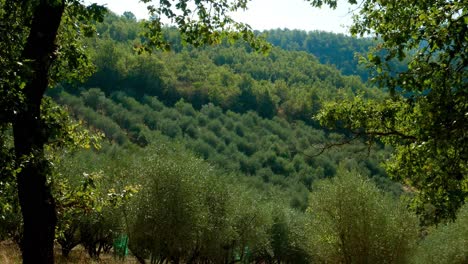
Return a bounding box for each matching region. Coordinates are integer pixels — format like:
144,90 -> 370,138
91,0 -> 357,34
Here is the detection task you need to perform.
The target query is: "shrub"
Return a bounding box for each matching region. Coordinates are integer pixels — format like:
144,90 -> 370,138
200,130 -> 222,149
200,103 -> 223,119
412,203 -> 468,264
269,206 -> 311,263
206,119 -> 223,137
160,120 -> 182,138
175,99 -> 196,116
306,167 -> 419,264
190,139 -> 215,159
129,149 -> 209,263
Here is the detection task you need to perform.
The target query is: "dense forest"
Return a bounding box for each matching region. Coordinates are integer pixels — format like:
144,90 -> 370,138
0,1 -> 466,263
76,14 -> 380,124
264,29 -> 375,80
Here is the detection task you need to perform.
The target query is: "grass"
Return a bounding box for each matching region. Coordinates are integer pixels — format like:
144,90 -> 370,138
0,241 -> 139,264
0,241 -> 20,264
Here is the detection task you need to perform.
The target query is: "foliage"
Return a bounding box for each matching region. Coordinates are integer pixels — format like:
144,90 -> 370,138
412,203 -> 468,264
264,29 -> 374,81
5,1 -> 467,261
0,97 -> 102,244
138,0 -> 270,53
0,179 -> 22,244
129,144 -> 216,263
263,29 -> 409,83
0,0 -> 272,261
268,205 -> 311,263
316,0 -> 468,224
55,89 -> 399,210
71,12 -> 382,126
306,166 -> 419,263
51,144 -> 140,259
53,170 -> 104,258
56,140 -> 311,263
0,0 -> 108,261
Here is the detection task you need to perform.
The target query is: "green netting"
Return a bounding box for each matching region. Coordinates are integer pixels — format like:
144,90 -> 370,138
113,234 -> 129,258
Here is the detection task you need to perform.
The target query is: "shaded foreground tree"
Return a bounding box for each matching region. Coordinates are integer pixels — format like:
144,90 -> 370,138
0,2 -> 106,262
0,0 -> 269,263
6,2 -> 68,263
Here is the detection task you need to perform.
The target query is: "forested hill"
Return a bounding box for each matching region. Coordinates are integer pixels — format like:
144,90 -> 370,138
264,29 -> 375,81
2,1 -> 467,262
64,12 -> 383,126
52,12 -> 398,208
54,89 -> 398,209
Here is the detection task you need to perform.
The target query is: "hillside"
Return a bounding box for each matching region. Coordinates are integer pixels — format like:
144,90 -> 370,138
66,13 -> 383,126
2,2 -> 466,263
52,13 -> 400,207
264,29 -> 374,80
54,88 -> 398,208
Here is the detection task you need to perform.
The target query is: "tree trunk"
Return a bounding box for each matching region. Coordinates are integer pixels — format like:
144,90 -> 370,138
13,1 -> 65,263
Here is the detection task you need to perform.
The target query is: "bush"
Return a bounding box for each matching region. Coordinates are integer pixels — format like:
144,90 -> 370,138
269,206 -> 311,263
190,139 -> 215,159
142,95 -> 165,112
129,148 -> 209,263
127,144 -> 271,263
175,99 -> 196,116
306,167 -> 419,264
206,119 -> 223,137
160,120 -> 182,138
200,129 -> 222,149
412,203 -> 468,264
200,103 -> 223,119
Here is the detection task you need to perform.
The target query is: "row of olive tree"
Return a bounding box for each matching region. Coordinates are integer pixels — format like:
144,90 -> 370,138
54,89 -> 399,207
75,12 -> 379,125
2,130 -> 464,263
123,144 -> 467,264
51,139 -> 424,263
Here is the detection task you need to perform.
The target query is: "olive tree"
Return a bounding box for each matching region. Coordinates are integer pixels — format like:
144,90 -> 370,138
0,0 -> 268,262
306,167 -> 419,263
412,203 -> 468,264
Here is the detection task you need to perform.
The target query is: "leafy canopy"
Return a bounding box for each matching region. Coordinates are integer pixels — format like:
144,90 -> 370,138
317,0 -> 467,224
307,166 -> 418,263
139,0 -> 270,52
0,0 -> 270,261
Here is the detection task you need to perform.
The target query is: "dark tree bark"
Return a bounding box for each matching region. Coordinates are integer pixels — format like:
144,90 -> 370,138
12,1 -> 65,263
58,223 -> 80,258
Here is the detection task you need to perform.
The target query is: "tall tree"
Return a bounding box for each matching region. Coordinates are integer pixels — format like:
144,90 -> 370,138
0,0 -> 268,263
315,0 -> 467,224
1,1 -> 105,262
13,3 -> 64,262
